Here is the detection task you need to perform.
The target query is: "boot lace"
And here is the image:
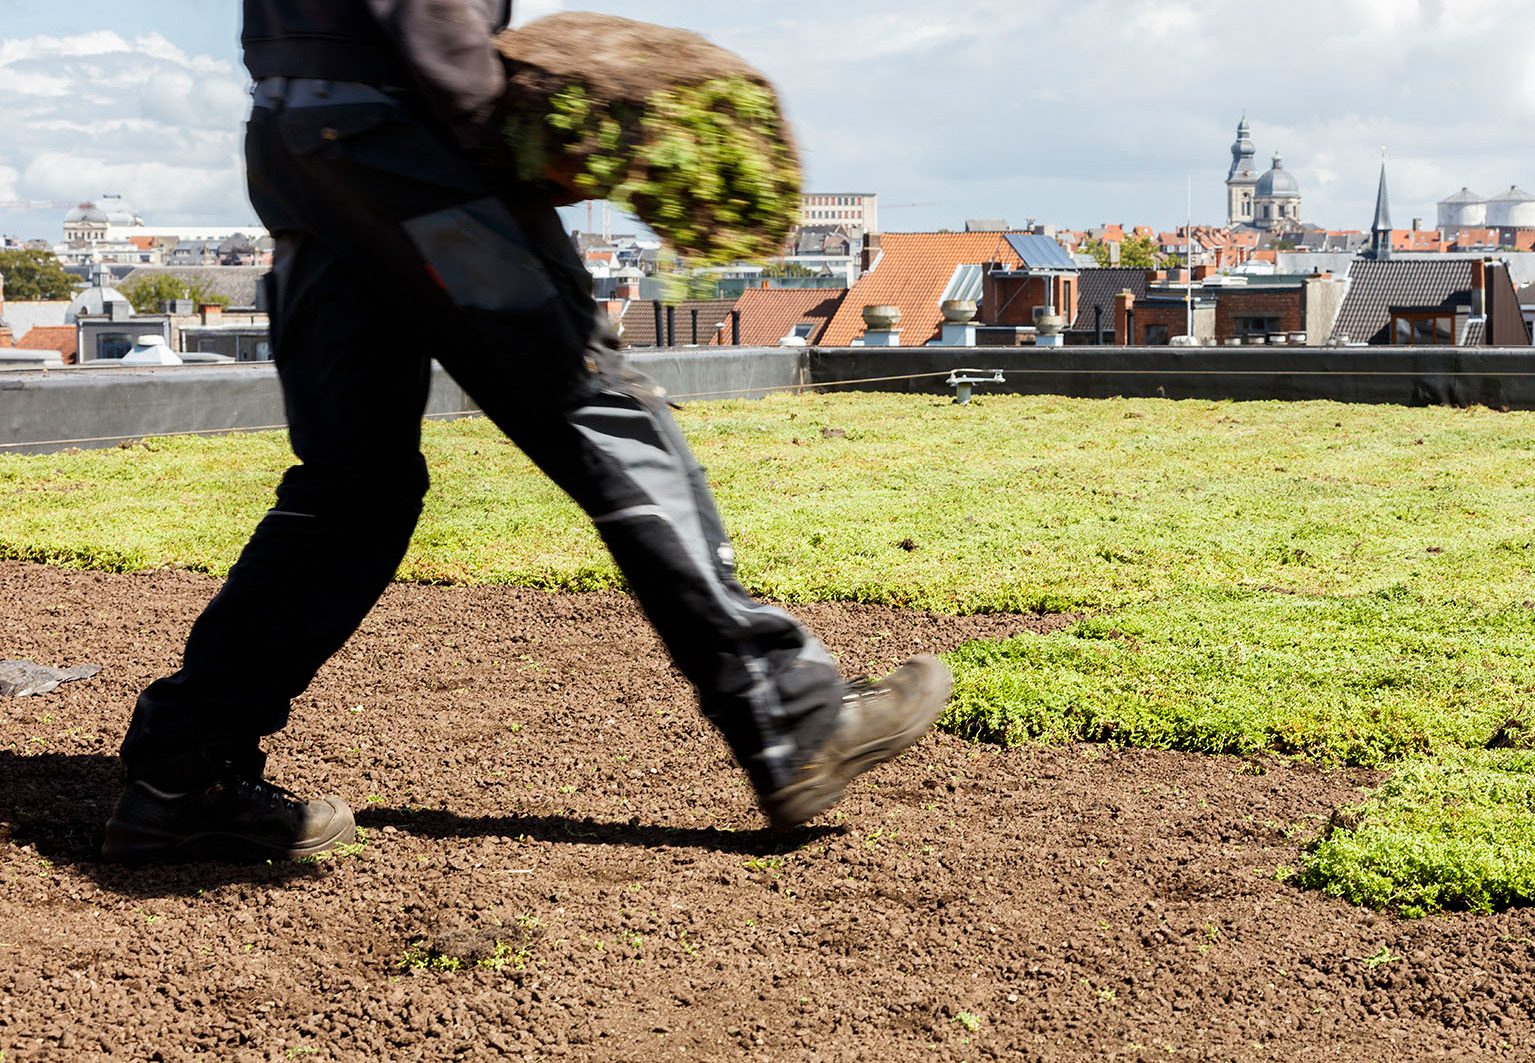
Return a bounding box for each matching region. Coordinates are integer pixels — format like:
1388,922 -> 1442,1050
841,677 -> 887,702
212,772 -> 303,810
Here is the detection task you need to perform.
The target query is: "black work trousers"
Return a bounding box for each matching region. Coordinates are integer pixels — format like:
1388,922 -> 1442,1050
119,87 -> 840,798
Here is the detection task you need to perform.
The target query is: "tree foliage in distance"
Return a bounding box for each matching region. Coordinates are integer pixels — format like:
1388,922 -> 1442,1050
0,249 -> 76,301
1118,234 -> 1162,269
1079,236 -> 1161,269
1080,239 -> 1112,267
121,274 -> 231,314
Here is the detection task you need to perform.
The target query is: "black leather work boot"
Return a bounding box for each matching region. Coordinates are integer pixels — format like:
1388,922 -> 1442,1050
761,654 -> 952,830
102,763 -> 355,864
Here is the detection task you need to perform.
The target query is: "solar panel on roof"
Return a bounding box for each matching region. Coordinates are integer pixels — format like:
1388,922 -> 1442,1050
1004,233 -> 1077,270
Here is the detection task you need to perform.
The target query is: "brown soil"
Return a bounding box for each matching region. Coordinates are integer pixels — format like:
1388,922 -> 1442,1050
3,559 -> 1534,1061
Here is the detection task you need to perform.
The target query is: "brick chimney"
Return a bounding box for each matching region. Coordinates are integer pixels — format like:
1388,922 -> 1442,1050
859,232 -> 883,274
199,303 -> 223,325
1115,290 -> 1135,346
615,280 -> 641,301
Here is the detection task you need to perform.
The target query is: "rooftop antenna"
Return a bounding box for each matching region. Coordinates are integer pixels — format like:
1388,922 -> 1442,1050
1185,175 -> 1193,341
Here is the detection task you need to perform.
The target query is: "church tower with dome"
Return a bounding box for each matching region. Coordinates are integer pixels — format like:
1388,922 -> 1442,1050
1225,118 -> 1302,231
1226,116 -> 1258,226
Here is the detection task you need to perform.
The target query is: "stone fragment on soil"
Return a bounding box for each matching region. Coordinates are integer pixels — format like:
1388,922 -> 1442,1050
0,658 -> 101,697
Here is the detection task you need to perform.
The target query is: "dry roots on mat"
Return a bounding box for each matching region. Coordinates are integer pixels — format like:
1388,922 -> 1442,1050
493,12 -> 801,264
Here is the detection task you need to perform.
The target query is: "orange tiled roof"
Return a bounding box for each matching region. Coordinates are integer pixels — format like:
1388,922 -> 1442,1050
16,326 -> 78,363
1451,227 -> 1500,247
820,232 -> 1024,346
730,287 -> 847,346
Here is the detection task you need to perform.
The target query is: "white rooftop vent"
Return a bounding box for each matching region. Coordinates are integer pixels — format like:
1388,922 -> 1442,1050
120,335 -> 183,366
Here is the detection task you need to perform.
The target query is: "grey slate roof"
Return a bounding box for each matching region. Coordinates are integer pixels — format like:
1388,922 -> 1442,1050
116,267 -> 269,309
1068,268 -> 1151,332
1330,259 -> 1473,344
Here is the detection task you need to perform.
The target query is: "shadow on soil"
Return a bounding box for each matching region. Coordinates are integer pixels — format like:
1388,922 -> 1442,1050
0,750 -> 328,898
356,807 -> 839,857
0,752 -> 834,899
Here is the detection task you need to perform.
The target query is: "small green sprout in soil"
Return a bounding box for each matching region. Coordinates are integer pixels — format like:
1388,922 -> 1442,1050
1361,945 -> 1400,968
400,916 -> 546,973
298,827 -> 368,864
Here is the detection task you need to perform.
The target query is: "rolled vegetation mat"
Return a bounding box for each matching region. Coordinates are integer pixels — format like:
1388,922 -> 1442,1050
493,12 -> 801,264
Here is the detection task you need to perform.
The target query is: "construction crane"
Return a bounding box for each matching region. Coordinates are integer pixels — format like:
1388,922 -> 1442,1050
881,201 -> 941,210
0,200 -> 76,210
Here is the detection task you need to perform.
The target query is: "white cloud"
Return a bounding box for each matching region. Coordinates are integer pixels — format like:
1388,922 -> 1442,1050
1133,2 -> 1197,40
0,29 -> 247,226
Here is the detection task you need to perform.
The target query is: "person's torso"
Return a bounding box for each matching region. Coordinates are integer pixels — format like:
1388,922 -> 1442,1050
241,0 -> 513,84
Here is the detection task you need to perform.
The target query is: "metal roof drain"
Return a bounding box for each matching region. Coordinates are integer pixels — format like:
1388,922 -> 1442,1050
946,368 -> 1005,405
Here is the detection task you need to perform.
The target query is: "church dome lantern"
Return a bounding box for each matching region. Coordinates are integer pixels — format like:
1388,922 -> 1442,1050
1255,154 -> 1301,198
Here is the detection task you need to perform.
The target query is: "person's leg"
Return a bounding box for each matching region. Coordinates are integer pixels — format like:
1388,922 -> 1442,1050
106,99 -> 570,861
438,322 -> 951,826
103,235 -> 432,862
440,329 -> 844,799
118,236 -> 434,788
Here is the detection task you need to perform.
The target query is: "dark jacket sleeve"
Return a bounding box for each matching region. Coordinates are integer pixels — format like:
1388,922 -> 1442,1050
362,0 -> 509,151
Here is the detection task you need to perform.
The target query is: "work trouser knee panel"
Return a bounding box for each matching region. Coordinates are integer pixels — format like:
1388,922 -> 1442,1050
273,458 -> 430,523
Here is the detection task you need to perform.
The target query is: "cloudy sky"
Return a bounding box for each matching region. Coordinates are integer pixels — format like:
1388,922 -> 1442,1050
1,0 -> 1532,242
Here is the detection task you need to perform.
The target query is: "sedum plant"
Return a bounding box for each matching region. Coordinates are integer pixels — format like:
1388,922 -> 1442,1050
495,13 -> 801,264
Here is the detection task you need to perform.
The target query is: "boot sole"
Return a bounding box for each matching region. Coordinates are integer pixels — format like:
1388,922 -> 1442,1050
102,799 -> 356,864
765,656 -> 952,830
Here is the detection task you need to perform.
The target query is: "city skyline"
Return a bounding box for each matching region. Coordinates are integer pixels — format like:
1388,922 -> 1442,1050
2,1 -> 1533,242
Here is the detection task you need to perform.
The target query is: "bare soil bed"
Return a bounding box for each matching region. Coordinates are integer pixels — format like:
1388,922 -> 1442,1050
2,559 -> 1534,1061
